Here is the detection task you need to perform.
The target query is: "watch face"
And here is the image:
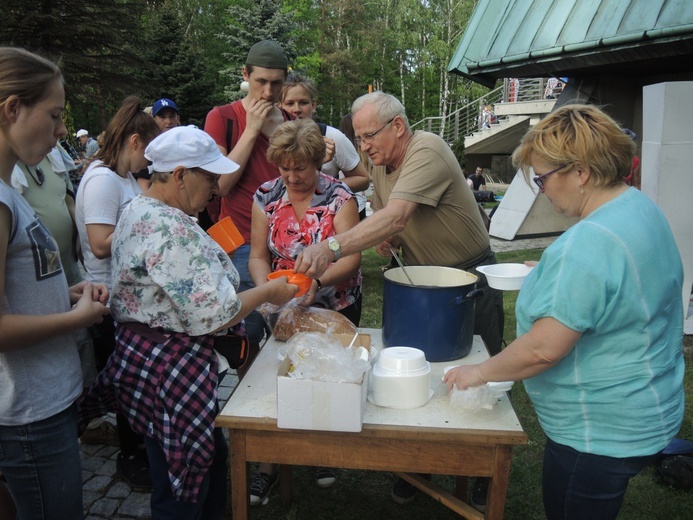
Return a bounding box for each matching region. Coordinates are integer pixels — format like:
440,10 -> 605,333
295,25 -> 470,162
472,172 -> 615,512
328,238 -> 339,251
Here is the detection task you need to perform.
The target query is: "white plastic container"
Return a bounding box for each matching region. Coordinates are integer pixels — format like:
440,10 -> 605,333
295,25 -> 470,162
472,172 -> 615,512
476,263 -> 533,291
371,347 -> 431,409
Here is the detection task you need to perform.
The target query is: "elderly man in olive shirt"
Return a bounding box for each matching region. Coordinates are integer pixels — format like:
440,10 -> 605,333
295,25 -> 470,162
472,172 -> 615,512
295,91 -> 504,354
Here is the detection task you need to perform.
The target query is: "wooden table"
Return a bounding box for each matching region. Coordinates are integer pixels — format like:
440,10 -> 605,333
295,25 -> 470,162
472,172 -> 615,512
217,329 -> 527,519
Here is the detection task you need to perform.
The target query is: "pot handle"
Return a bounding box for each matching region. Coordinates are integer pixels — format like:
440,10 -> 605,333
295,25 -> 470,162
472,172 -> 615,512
450,288 -> 485,306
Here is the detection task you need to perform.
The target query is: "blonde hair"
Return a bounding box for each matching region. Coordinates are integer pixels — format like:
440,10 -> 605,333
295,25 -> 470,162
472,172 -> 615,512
281,73 -> 318,104
267,119 -> 326,169
0,47 -> 62,128
512,104 -> 635,187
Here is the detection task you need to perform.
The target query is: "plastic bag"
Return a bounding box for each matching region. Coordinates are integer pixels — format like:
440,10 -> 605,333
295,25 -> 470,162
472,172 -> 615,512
257,302 -> 282,333
284,332 -> 370,384
449,385 -> 499,411
272,301 -> 357,341
446,374 -> 513,412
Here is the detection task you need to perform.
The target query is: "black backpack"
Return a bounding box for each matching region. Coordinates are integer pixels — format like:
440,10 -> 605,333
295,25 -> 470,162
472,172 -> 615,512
657,455 -> 693,490
656,439 -> 693,490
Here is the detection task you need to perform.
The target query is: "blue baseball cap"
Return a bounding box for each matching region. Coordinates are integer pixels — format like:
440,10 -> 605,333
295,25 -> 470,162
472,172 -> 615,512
152,98 -> 178,116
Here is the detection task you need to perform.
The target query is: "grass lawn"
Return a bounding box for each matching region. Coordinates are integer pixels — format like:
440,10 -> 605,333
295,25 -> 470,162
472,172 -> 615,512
251,247 -> 693,519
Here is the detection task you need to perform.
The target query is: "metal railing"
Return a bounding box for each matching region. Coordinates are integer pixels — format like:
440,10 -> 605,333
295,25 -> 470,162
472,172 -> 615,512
411,77 -> 555,144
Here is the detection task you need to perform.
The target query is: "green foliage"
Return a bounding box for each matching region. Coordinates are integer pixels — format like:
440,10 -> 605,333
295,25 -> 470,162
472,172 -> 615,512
141,5 -> 215,126
1,0 -> 151,130
2,0 -> 486,142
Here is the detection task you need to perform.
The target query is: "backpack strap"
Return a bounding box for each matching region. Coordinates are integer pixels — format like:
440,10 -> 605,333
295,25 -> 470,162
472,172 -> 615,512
316,122 -> 328,136
216,103 -> 239,153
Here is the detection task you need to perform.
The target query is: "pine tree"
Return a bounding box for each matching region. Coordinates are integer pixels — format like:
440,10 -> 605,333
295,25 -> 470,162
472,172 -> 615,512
1,0 -> 150,129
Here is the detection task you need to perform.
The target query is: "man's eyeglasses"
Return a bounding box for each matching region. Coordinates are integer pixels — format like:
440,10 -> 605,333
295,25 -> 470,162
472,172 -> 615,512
354,118 -> 394,146
533,164 -> 570,190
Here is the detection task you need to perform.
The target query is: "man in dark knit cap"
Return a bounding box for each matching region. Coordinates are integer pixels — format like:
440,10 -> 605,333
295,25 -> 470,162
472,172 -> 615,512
204,41 -> 292,346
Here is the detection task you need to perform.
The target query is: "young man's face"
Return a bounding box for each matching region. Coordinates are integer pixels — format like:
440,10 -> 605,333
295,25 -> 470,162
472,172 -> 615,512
243,66 -> 286,104
78,135 -> 89,146
154,108 -> 180,132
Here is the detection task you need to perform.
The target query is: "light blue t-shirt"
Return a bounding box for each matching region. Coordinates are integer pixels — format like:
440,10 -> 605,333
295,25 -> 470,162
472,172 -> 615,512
518,187 -> 684,457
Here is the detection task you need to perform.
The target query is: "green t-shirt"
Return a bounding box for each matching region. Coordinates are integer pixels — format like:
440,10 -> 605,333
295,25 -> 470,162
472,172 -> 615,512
519,188 -> 684,457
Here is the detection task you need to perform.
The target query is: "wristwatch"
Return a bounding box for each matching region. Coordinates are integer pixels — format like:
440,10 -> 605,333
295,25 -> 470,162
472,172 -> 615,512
327,237 -> 341,261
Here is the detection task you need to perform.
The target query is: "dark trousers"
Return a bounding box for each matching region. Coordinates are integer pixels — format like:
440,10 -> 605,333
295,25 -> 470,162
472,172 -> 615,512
466,252 -> 505,356
543,437 -> 656,520
336,293 -> 363,327
90,316 -> 143,454
145,428 -> 228,520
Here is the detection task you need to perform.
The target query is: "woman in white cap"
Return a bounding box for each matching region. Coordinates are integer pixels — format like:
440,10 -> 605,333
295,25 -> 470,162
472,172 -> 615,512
79,126 -> 298,520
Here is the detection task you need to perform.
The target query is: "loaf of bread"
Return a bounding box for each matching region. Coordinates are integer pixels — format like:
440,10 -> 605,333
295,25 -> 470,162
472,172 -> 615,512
273,304 -> 357,341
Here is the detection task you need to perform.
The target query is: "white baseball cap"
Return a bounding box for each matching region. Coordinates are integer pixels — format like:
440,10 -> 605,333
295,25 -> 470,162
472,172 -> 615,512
76,129 -> 89,138
145,125 -> 239,175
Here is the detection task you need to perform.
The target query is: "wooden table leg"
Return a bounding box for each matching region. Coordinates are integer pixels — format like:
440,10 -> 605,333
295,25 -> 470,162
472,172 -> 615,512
485,446 -> 513,520
455,476 -> 469,501
279,464 -> 293,505
229,429 -> 249,520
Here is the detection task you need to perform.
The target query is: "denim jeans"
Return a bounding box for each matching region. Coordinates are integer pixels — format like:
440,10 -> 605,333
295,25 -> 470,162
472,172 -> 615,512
0,403 -> 82,520
543,436 -> 657,520
232,244 -> 267,345
145,428 -> 228,520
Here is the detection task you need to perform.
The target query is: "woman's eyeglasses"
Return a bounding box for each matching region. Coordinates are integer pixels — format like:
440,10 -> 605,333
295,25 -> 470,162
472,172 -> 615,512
533,164 -> 570,190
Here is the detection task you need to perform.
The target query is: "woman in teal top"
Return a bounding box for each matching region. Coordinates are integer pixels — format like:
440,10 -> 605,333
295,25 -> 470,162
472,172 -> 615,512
444,104 -> 684,520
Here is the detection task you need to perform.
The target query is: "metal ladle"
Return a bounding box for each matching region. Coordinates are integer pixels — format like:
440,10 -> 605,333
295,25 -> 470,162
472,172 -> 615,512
389,247 -> 416,286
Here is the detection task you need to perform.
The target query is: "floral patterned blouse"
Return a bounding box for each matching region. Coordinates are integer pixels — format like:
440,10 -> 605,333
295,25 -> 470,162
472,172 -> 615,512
110,195 -> 242,335
254,172 -> 362,311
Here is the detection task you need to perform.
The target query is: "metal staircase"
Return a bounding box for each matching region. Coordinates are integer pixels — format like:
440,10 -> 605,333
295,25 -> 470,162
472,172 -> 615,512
410,78 -> 557,146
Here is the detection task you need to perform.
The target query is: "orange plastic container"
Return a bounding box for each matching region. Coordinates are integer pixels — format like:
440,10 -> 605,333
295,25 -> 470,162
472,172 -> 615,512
267,269 -> 312,297
208,216 -> 244,254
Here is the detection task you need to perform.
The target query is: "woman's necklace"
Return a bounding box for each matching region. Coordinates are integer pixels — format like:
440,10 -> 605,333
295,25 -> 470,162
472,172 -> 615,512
26,165 -> 45,187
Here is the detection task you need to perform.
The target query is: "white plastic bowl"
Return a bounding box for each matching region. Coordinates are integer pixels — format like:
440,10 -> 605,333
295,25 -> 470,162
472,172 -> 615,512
371,347 -> 431,409
476,263 -> 533,291
371,364 -> 431,409
377,346 -> 428,373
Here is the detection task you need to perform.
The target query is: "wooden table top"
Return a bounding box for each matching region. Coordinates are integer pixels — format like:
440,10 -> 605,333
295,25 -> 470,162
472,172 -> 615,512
218,329 -> 526,445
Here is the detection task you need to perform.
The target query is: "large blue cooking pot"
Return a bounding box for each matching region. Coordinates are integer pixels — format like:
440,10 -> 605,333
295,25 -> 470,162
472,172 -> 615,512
382,266 -> 483,361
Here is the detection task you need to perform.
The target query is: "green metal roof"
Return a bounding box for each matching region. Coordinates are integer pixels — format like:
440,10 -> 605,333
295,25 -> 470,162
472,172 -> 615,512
449,0 -> 693,87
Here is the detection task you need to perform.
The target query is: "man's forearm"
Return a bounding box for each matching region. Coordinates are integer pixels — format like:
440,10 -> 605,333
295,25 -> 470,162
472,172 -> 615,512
334,205 -> 407,258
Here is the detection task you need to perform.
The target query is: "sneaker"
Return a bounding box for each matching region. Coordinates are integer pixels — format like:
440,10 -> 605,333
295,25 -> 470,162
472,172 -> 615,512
391,477 -> 418,504
80,420 -> 119,447
315,466 -> 337,488
471,477 -> 489,512
249,472 -> 277,506
116,452 -> 152,492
